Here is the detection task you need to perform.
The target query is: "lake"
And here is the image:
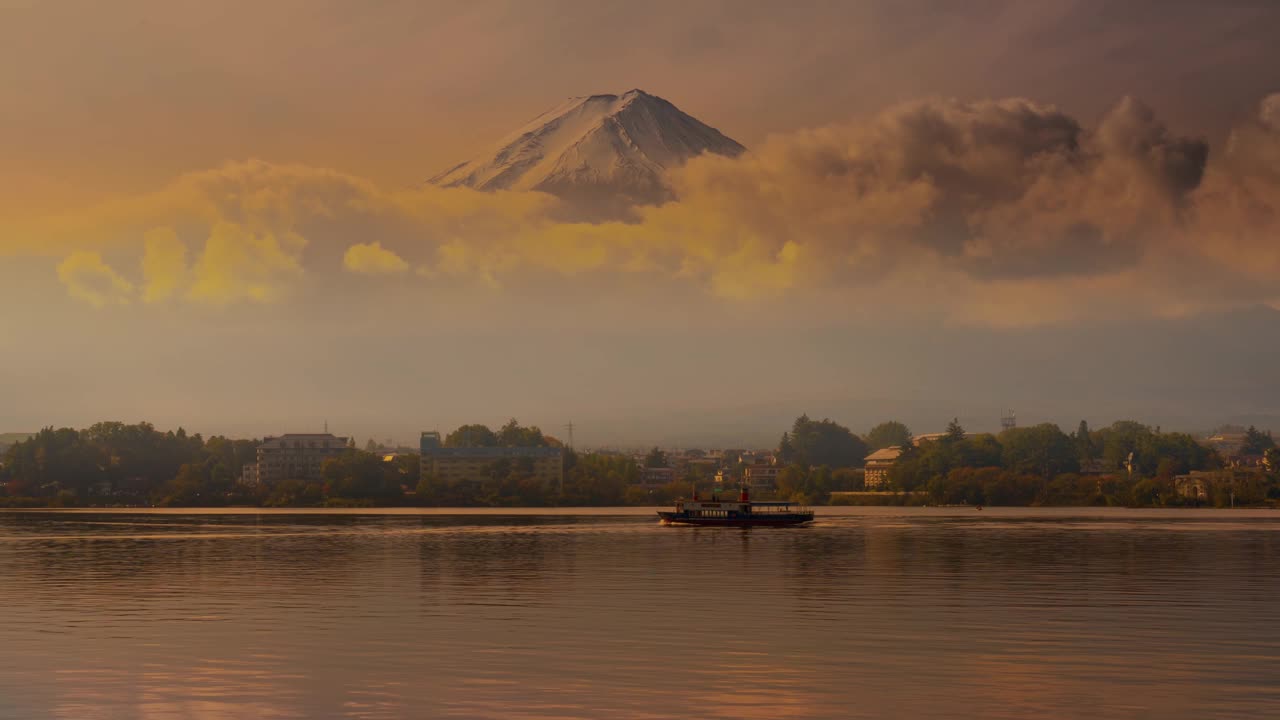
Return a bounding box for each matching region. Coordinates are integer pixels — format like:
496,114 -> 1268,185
1,507 -> 1278,719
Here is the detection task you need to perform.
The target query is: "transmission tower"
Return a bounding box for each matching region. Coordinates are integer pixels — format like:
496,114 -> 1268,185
564,421 -> 575,450
1000,409 -> 1017,432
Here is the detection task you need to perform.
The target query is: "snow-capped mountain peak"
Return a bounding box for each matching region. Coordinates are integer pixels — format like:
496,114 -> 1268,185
428,89 -> 745,216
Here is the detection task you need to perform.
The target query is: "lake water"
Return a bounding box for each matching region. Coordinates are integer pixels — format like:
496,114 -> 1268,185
1,507 -> 1278,719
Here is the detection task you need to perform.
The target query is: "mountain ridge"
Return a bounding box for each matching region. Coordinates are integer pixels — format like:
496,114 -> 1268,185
429,89 -> 745,217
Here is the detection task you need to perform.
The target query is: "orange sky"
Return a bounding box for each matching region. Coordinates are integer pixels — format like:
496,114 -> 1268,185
4,0 -> 1278,210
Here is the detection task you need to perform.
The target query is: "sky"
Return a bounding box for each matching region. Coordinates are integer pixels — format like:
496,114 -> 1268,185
2,0 -> 1279,446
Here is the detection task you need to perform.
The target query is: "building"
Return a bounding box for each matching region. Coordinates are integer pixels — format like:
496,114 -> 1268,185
1174,471 -> 1231,502
1227,454 -> 1265,470
743,464 -> 780,489
677,456 -> 719,476
251,433 -> 349,485
1205,430 -> 1247,456
638,467 -> 677,487
419,431 -> 563,487
863,446 -> 903,489
912,432 -> 972,446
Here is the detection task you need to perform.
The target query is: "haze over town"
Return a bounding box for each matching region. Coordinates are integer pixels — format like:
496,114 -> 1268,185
2,1 -> 1279,447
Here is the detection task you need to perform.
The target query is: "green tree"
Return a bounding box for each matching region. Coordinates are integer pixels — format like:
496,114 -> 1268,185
445,424 -> 499,448
497,419 -> 548,447
644,447 -> 669,468
1241,426 -> 1276,456
203,436 -> 259,482
865,421 -> 912,451
155,461 -> 231,506
1075,420 -> 1095,461
944,418 -> 966,444
1000,423 -> 1079,480
264,479 -> 323,507
1096,421 -> 1151,473
788,415 -> 869,468
831,467 -> 863,491
953,433 -> 1003,468
775,464 -> 810,502
322,450 -> 402,501
778,433 -> 798,464
1143,432 -> 1216,476
2,422 -> 211,500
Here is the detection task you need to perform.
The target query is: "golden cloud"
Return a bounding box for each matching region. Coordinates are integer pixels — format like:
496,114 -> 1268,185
56,251 -> 134,307
140,227 -> 187,303
187,221 -> 306,305
343,242 -> 409,275
10,94 -> 1280,326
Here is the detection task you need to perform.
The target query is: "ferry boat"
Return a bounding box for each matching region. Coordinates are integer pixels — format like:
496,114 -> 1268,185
657,486 -> 814,527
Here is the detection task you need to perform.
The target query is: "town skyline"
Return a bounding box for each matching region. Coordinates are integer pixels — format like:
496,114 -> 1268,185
3,411 -> 1273,457
4,415 -> 1273,510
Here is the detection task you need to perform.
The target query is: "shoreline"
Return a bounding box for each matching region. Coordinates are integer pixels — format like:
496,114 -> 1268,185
2,505 -> 1276,515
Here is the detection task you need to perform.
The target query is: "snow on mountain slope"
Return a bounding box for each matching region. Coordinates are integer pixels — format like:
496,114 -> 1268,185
429,90 -> 746,217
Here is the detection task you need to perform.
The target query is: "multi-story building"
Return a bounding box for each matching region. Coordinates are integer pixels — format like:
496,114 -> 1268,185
419,431 -> 563,487
743,464 -> 781,489
863,447 -> 903,489
637,467 -> 677,487
250,433 -> 349,485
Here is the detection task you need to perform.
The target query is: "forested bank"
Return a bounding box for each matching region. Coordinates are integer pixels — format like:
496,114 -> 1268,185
1,418 -> 1275,509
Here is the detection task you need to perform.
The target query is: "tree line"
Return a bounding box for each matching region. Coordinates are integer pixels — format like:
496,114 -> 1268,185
0,420 -> 660,508
1,417 -> 1275,508
769,416 -> 1278,507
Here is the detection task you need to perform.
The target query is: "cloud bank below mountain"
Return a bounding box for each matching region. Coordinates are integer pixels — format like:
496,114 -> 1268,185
8,93 -> 1280,327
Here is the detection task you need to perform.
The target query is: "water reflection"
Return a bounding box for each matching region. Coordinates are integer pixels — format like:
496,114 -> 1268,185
1,509 -> 1279,719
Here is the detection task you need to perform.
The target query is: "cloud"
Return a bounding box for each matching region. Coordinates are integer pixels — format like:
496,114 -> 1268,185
56,251 -> 134,307
343,242 -> 409,275
140,227 -> 187,303
1191,93 -> 1280,293
647,96 -> 1210,288
2,159 -> 558,303
187,221 -> 306,304
11,94 -> 1280,326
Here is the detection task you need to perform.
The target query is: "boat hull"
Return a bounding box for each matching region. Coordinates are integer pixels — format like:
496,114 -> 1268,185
657,511 -> 813,527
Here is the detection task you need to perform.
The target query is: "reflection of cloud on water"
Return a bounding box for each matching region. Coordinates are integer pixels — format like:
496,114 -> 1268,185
6,511 -> 1280,719
51,659 -> 307,720
691,658 -> 840,719
956,650 -> 1216,719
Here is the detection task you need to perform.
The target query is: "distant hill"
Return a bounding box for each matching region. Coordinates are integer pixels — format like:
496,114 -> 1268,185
429,89 -> 745,218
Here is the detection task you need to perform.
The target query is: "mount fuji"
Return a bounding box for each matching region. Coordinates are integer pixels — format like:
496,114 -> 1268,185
428,89 -> 745,217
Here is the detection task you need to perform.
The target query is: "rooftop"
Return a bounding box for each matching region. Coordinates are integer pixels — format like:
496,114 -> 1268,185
864,447 -> 903,462
422,446 -> 562,458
